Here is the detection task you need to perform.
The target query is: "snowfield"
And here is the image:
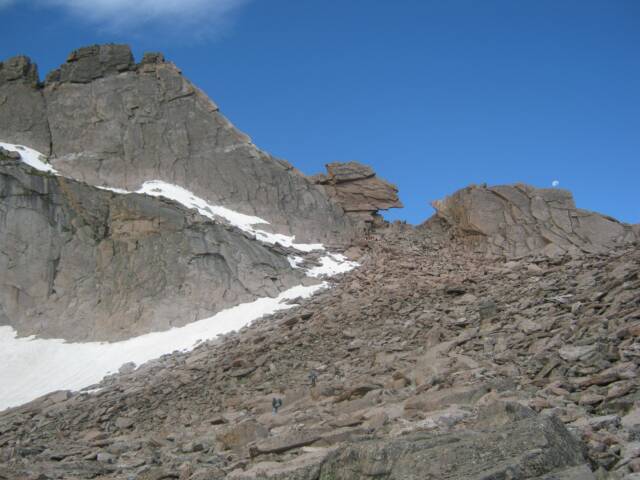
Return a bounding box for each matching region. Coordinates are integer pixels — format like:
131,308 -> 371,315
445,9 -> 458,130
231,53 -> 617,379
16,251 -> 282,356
0,142 -> 358,411
0,284 -> 325,411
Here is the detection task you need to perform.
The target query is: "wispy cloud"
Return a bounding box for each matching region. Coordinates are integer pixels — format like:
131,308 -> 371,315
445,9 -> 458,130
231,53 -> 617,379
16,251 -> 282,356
2,0 -> 250,36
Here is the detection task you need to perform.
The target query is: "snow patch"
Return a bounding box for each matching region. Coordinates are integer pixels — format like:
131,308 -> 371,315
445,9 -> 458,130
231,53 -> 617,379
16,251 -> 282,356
0,142 -> 58,174
0,283 -> 326,411
0,143 -> 328,254
287,255 -> 304,269
307,253 -> 359,278
136,180 -> 325,253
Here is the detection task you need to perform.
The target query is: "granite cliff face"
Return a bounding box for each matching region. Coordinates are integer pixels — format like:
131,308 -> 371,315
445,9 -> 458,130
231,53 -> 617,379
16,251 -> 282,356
0,56 -> 50,154
0,45 -> 410,344
0,45 -> 353,245
0,148 -> 306,341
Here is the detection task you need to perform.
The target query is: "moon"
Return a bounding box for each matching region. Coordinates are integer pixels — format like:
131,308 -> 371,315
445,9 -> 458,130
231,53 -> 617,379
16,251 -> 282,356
552,180 -> 560,187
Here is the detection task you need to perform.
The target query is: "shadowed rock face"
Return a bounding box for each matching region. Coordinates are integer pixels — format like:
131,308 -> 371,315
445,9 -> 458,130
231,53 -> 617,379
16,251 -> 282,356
0,44 -> 354,245
0,56 -> 50,154
425,183 -> 638,258
313,161 -> 402,226
0,154 -> 306,341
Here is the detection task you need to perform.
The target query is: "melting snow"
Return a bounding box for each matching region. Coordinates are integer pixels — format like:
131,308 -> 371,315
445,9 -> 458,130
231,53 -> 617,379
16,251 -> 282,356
0,142 -> 58,174
307,253 -> 360,277
0,142 -> 359,410
287,255 -> 304,269
0,283 -> 326,411
136,180 -> 325,253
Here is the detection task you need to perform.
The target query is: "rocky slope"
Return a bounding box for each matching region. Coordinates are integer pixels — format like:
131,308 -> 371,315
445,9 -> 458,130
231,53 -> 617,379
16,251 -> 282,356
1,222 -> 638,479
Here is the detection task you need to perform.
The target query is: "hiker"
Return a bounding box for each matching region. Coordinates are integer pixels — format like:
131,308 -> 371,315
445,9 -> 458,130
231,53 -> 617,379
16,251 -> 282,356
272,397 -> 283,414
308,370 -> 318,387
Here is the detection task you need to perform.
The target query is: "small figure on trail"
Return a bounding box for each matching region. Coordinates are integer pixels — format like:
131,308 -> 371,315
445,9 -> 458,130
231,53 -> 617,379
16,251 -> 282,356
308,370 -> 318,387
272,397 -> 283,414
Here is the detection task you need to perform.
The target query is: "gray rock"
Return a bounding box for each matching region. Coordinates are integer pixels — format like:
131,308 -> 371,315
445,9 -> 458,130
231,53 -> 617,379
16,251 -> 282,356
47,44 -> 135,84
533,464 -> 596,479
0,45 -> 355,245
0,159 -> 305,341
319,415 -> 590,479
0,56 -> 51,154
0,55 -> 39,85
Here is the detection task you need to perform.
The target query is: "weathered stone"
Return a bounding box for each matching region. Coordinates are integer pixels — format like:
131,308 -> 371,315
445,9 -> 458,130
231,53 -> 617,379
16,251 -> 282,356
0,159 -> 305,341
49,44 -> 135,84
313,161 -> 402,226
426,183 -> 637,257
218,420 -> 268,451
0,56 -> 50,154
320,415 -> 590,479
251,431 -> 321,456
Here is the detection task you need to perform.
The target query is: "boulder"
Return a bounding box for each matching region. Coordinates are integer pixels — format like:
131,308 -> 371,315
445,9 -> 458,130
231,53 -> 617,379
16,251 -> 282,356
319,415 -> 591,479
313,161 -> 402,226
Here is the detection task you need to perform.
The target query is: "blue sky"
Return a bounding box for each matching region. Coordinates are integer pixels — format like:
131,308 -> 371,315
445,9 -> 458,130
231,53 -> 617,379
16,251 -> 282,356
1,0 -> 638,224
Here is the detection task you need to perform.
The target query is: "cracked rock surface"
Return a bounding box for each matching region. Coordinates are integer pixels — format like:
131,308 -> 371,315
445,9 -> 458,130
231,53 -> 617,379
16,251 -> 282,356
0,154 -> 307,341
0,45 -> 354,245
313,161 -> 402,226
427,183 -> 638,258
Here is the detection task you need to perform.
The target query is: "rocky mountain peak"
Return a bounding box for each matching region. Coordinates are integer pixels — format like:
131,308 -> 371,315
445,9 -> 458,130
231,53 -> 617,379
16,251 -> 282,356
0,44 -> 356,244
45,44 -> 135,84
0,55 -> 39,86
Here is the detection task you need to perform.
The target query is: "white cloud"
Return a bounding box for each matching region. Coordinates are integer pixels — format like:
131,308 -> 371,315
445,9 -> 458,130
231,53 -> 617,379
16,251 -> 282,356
3,0 -> 250,35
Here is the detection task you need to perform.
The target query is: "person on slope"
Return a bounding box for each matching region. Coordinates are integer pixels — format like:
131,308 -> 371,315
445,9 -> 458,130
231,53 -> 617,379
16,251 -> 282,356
272,397 -> 283,414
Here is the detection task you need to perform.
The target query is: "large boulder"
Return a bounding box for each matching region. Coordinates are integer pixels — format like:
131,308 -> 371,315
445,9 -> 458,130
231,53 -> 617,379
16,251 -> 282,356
425,183 -> 637,257
319,414 -> 592,479
313,161 -> 402,226
0,45 -> 354,245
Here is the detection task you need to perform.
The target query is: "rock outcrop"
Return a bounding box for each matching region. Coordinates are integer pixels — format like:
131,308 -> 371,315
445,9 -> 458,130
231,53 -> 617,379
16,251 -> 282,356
425,183 -> 638,258
320,413 -> 590,479
0,150 -> 306,341
0,45 -> 354,245
0,55 -> 50,154
312,161 -> 402,226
